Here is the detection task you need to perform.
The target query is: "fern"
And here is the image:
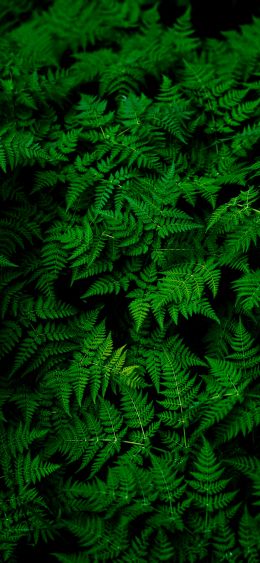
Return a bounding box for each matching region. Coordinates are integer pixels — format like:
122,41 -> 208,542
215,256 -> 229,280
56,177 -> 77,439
232,270 -> 260,313
150,528 -> 175,561
15,452 -> 60,488
0,2 -> 260,561
238,507 -> 260,563
187,439 -> 238,532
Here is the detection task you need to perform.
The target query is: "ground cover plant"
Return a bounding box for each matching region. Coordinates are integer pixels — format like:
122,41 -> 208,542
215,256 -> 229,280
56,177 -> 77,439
0,0 -> 259,561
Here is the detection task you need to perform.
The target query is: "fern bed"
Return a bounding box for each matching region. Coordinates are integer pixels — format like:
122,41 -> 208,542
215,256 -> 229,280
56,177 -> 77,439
0,1 -> 259,562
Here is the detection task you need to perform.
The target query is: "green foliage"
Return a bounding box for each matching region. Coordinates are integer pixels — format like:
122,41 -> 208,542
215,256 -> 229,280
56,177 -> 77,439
187,439 -> 238,519
0,1 -> 259,561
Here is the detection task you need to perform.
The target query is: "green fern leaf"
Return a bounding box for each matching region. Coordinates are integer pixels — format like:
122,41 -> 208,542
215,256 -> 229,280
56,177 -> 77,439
128,290 -> 151,332
232,270 -> 260,312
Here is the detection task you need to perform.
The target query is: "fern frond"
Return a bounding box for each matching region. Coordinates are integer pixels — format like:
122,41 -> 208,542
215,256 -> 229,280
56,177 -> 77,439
120,387 -> 154,438
150,528 -> 175,561
16,451 -> 60,488
232,270 -> 260,313
238,507 -> 260,563
187,439 -> 238,527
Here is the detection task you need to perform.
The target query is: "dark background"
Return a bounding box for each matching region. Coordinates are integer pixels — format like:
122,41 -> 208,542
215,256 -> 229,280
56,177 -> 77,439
159,0 -> 260,36
2,0 -> 260,37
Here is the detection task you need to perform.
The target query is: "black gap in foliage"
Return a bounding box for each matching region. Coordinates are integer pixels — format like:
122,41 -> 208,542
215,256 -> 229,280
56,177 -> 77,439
192,0 -> 260,38
54,276 -> 89,310
213,264 -> 238,308
248,246 -> 260,271
16,531 -> 77,563
157,0 -> 184,28
59,49 -> 75,70
215,183 -> 248,207
55,274 -> 132,347
159,0 -> 260,39
177,314 -> 213,358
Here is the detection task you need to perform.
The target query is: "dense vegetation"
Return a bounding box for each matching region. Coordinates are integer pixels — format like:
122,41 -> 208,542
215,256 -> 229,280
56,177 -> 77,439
0,1 -> 259,561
